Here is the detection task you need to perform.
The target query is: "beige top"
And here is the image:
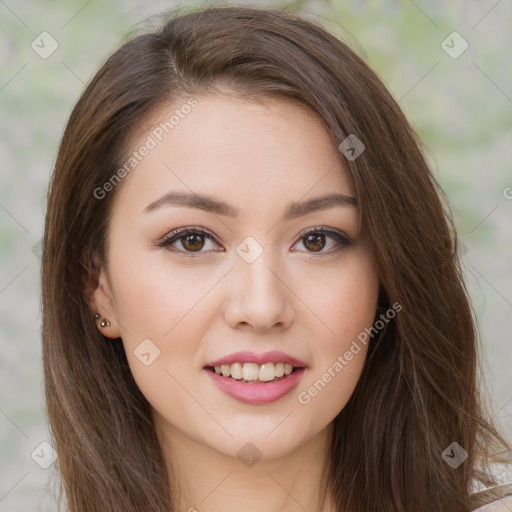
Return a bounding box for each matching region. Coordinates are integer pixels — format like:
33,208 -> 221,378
474,495 -> 512,511
470,484 -> 512,511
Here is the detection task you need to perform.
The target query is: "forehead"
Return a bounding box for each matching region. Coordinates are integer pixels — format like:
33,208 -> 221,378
115,95 -> 354,216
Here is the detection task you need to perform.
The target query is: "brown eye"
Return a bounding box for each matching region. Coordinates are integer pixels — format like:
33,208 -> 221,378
302,233 -> 326,252
157,227 -> 220,255
181,233 -> 206,252
293,227 -> 354,255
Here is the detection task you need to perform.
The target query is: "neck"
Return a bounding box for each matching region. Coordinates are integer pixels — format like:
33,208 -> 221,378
153,414 -> 336,512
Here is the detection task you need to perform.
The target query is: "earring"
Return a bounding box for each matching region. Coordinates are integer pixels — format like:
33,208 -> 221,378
94,314 -> 110,328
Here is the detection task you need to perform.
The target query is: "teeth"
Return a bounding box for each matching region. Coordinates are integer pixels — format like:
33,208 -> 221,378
211,362 -> 297,381
259,363 -> 275,382
242,363 -> 259,380
230,362 -> 243,380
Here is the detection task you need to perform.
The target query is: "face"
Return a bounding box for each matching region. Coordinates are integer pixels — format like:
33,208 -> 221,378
92,94 -> 379,461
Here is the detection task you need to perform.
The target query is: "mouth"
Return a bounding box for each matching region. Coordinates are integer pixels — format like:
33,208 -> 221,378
204,362 -> 304,384
204,362 -> 307,405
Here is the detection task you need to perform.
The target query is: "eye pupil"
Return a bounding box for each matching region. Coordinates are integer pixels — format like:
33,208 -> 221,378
182,234 -> 205,251
304,233 -> 325,252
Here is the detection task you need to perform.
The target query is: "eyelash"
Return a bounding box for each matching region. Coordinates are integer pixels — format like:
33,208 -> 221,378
155,225 -> 354,257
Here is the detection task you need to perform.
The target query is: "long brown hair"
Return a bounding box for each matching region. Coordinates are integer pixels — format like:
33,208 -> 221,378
42,5 -> 511,511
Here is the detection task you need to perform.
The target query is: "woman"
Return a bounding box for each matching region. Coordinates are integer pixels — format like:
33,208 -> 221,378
41,5 -> 512,511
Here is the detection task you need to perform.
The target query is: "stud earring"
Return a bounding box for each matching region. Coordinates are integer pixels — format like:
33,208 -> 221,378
94,314 -> 110,328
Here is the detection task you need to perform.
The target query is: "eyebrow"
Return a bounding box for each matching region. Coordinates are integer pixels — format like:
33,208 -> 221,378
144,191 -> 356,221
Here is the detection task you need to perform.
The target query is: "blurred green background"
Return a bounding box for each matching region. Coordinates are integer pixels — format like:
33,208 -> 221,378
1,0 -> 511,509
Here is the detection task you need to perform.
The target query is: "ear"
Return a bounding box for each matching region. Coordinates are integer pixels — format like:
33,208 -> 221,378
83,253 -> 122,339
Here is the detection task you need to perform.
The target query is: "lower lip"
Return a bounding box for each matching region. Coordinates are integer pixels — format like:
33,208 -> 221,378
204,367 -> 306,405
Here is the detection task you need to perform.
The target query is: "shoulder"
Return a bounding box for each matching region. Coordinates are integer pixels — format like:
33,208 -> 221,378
470,484 -> 512,511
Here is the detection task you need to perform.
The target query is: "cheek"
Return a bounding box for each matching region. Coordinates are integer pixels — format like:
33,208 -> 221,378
332,264 -> 379,339
108,243 -> 219,341
106,240 -> 225,379
304,247 -> 379,344
296,249 -> 379,413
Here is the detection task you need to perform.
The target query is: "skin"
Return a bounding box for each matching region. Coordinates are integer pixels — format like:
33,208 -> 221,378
91,95 -> 380,512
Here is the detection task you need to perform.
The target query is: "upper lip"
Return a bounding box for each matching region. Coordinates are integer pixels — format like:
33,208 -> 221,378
205,350 -> 307,368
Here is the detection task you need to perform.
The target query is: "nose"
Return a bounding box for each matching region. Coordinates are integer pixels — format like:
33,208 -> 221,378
224,249 -> 295,332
